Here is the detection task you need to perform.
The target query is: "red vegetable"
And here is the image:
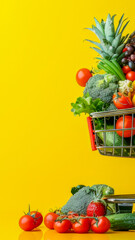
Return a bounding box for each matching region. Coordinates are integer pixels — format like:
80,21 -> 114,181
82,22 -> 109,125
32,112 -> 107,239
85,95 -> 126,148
122,65 -> 131,74
123,47 -> 128,52
19,207 -> 43,231
126,71 -> 135,81
87,201 -> 106,217
113,92 -> 133,109
19,215 -> 35,231
91,216 -> 110,233
44,212 -> 59,229
54,219 -> 72,233
30,211 -> 43,228
72,218 -> 90,233
67,211 -> 79,219
116,116 -> 135,138
76,68 -> 92,87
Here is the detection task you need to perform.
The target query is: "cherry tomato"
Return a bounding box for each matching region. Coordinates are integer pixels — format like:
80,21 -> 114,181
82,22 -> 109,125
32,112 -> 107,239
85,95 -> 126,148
91,216 -> 110,233
116,116 -> 135,138
122,65 -> 131,74
126,71 -> 135,81
19,215 -> 35,231
72,218 -> 90,233
44,212 -> 59,229
76,68 -> 92,87
30,211 -> 43,228
87,201 -> 106,217
54,220 -> 72,233
113,92 -> 133,109
68,212 -> 79,219
123,47 -> 128,52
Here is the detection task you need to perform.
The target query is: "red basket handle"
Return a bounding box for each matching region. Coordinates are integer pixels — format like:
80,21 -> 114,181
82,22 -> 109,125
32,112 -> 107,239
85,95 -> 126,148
87,117 -> 97,151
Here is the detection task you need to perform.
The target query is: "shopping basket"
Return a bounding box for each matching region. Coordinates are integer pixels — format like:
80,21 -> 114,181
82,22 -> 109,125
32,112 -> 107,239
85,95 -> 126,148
87,108 -> 135,158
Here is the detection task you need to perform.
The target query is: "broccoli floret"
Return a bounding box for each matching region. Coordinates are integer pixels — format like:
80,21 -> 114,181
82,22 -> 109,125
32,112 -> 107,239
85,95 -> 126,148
84,74 -> 119,104
61,184 -> 114,215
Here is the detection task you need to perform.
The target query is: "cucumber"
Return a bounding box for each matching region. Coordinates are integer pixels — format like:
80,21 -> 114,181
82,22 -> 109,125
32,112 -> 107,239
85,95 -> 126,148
106,213 -> 135,231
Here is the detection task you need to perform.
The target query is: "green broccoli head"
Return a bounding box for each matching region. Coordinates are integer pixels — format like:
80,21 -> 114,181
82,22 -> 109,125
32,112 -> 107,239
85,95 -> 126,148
84,74 -> 119,104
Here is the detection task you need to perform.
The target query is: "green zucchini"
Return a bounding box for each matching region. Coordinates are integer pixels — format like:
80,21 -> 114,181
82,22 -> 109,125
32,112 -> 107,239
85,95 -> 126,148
107,213 -> 135,231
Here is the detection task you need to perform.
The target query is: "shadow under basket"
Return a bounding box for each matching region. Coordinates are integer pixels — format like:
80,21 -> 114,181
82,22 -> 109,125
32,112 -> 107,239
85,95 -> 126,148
87,108 -> 135,158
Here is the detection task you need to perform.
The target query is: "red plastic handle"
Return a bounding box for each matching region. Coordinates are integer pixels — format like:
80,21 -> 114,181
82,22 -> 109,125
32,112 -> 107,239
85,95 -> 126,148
87,117 -> 97,151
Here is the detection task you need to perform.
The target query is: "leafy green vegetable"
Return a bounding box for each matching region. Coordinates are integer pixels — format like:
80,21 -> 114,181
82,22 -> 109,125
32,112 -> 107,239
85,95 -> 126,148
71,93 -> 104,116
97,125 -> 129,156
61,184 -> 114,215
71,185 -> 85,195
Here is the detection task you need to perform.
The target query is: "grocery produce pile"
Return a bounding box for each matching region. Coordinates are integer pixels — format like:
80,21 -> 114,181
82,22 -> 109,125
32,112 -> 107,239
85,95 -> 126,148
19,184 -> 135,234
71,14 -> 135,156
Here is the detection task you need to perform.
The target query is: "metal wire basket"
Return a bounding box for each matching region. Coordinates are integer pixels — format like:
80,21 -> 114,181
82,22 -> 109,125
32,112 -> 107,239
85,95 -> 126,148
87,108 -> 135,158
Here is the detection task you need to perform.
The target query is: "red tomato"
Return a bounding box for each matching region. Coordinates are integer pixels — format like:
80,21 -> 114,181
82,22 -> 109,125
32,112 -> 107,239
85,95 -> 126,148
30,211 -> 43,228
72,218 -> 90,233
122,65 -> 131,74
123,47 -> 128,52
19,215 -> 35,231
113,92 -> 133,109
87,201 -> 106,217
91,216 -> 110,233
116,116 -> 135,138
54,220 -> 72,233
44,212 -> 59,229
76,68 -> 92,87
126,71 -> 135,81
68,211 -> 79,219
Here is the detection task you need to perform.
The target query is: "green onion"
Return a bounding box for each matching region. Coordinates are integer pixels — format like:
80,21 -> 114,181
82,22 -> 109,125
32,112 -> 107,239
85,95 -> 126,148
98,59 -> 126,80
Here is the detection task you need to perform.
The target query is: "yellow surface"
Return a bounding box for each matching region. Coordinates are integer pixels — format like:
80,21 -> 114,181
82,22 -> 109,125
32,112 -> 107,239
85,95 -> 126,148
0,0 -> 135,238
19,228 -> 135,240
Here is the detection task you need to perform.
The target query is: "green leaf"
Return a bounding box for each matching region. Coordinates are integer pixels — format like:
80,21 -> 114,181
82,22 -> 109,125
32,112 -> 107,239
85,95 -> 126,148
120,34 -> 129,44
112,53 -> 119,59
84,39 -> 103,50
112,33 -> 121,48
105,14 -> 115,42
90,47 -> 104,56
71,93 -> 104,116
111,14 -> 116,24
120,20 -> 130,35
115,14 -> 124,36
92,25 -> 105,41
94,17 -> 105,35
116,43 -> 125,54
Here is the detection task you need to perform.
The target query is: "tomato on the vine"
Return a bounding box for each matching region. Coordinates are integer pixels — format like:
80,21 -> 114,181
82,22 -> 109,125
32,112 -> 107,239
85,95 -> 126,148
91,216 -> 110,233
19,215 -> 35,231
72,218 -> 90,233
30,211 -> 43,228
116,116 -> 135,138
44,212 -> 59,229
68,211 -> 79,219
76,68 -> 92,87
54,219 -> 72,233
113,92 -> 133,109
126,71 -> 135,81
19,207 -> 43,231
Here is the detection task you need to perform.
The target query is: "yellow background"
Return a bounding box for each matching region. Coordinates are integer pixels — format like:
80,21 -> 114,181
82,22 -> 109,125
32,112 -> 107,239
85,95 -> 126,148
0,0 -> 135,239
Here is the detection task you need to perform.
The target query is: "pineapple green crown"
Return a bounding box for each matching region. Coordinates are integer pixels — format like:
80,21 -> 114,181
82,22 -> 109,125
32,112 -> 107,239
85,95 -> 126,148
86,14 -> 129,61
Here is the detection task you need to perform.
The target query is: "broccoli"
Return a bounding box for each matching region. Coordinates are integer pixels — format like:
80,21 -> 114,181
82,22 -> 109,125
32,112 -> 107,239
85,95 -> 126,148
84,74 -> 119,104
61,184 -> 114,215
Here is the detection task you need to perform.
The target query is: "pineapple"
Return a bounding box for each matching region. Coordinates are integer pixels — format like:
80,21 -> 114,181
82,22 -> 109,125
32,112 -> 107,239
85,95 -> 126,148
86,14 -> 129,61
